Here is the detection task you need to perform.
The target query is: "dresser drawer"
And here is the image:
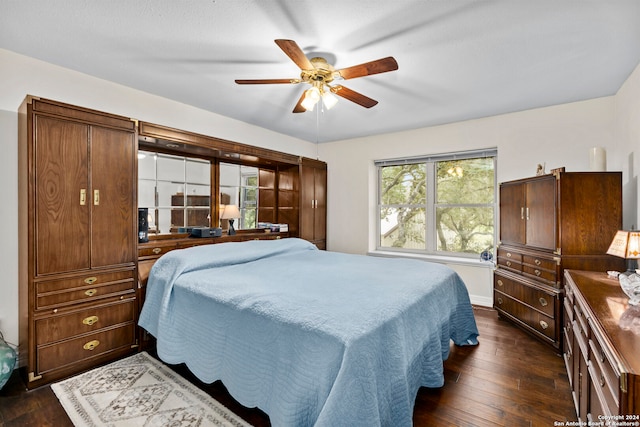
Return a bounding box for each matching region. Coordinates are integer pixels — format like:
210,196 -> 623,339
563,327 -> 574,388
497,248 -> 523,272
494,290 -> 556,340
36,323 -> 135,375
573,299 -> 590,342
494,272 -> 556,317
35,298 -> 136,345
589,323 -> 620,411
138,243 -> 176,258
35,270 -> 135,310
588,358 -> 616,417
565,281 -> 575,305
522,254 -> 558,272
522,264 -> 558,286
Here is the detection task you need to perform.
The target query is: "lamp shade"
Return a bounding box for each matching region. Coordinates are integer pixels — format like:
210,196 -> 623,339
301,87 -> 320,111
607,230 -> 640,259
220,204 -> 241,220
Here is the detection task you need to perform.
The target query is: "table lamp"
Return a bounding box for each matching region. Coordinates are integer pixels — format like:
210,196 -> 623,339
220,204 -> 241,235
606,230 -> 640,273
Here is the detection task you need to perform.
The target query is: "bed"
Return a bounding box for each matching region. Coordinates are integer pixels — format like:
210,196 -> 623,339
138,238 -> 479,427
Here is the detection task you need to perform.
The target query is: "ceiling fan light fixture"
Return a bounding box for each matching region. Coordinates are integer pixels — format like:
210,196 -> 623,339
301,87 -> 321,111
321,90 -> 338,110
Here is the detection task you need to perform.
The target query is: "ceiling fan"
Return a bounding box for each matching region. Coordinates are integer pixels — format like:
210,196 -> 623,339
235,39 -> 399,113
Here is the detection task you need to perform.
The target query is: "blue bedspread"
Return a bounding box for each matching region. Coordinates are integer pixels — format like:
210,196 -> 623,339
139,238 -> 479,427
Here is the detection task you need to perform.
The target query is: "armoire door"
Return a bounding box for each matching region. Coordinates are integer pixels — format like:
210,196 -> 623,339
34,115 -> 90,275
499,182 -> 525,246
524,176 -> 556,250
300,164 -> 316,241
313,166 -> 326,243
90,126 -> 136,268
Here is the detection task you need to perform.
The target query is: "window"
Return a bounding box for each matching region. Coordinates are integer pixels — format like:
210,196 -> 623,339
376,149 -> 496,258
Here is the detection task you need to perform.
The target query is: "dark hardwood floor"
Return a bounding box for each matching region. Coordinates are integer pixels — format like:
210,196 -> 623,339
0,307 -> 576,426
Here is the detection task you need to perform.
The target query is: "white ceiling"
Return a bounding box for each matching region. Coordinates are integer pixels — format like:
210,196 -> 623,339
2,1 -> 640,143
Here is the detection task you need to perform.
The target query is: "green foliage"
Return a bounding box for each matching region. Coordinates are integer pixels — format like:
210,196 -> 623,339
380,158 -> 495,254
380,164 -> 426,248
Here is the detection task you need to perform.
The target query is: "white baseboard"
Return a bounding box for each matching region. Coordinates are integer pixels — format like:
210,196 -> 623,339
469,294 -> 493,307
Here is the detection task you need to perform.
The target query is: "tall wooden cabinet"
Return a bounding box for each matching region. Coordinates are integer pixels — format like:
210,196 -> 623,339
494,171 -> 624,351
300,158 -> 327,249
19,97 -> 138,388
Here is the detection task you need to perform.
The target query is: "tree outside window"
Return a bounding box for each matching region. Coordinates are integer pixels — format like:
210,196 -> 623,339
378,152 -> 496,257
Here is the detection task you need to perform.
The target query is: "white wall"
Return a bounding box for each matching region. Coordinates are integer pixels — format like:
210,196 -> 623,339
0,49 -> 317,356
614,62 -> 640,229
319,64 -> 640,305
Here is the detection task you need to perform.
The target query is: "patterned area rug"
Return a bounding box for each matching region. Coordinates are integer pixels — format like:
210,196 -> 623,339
51,351 -> 253,427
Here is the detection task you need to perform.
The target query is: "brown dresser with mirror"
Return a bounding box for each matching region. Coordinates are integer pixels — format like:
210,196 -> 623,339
19,96 -> 327,387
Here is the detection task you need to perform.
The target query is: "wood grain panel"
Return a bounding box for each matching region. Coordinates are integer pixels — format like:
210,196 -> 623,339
34,116 -> 90,275
90,126 -> 136,268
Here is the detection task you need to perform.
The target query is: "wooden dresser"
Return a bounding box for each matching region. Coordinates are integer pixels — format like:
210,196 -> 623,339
18,97 -> 139,388
564,270 -> 640,421
494,171 -> 624,351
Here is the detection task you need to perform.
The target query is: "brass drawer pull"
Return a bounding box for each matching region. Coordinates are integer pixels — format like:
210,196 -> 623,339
600,374 -> 605,387
93,189 -> 100,205
84,277 -> 98,285
506,261 -> 512,267
506,252 -> 512,258
539,297 -> 548,307
535,259 -> 541,266
497,279 -> 504,287
152,247 -> 162,254
82,315 -> 99,326
534,269 -> 541,276
540,320 -> 549,330
83,340 -> 100,351
80,188 -> 87,206
85,288 -> 97,297
497,297 -> 503,305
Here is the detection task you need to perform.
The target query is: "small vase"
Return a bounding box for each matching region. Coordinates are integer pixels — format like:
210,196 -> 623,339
619,273 -> 640,306
0,335 -> 16,390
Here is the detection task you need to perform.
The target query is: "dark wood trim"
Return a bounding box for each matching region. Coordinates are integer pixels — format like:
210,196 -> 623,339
28,96 -> 136,131
139,121 -> 300,166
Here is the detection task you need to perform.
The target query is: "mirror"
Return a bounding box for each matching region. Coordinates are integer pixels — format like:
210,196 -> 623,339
138,151 -> 211,234
219,163 -> 258,230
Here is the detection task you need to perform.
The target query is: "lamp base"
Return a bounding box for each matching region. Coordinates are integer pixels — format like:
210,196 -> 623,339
228,219 -> 236,236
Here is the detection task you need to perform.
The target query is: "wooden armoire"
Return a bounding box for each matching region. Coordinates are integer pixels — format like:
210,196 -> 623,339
18,97 -> 139,388
494,170 -> 625,351
299,158 -> 327,250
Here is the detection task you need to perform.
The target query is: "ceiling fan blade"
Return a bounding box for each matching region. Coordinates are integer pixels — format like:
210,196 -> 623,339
292,91 -> 307,113
330,85 -> 378,108
235,78 -> 300,84
275,39 -> 314,70
336,57 -> 398,80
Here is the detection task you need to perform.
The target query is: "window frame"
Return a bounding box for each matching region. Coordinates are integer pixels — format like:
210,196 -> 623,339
375,148 -> 498,259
